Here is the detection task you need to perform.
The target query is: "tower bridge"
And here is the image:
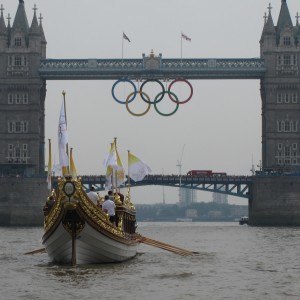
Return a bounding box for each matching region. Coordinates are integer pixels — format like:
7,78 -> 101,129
0,0 -> 300,225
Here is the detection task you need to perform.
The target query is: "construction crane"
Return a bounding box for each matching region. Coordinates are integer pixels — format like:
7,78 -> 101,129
176,144 -> 186,204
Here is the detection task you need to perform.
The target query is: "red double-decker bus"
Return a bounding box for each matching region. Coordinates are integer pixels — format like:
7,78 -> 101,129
187,170 -> 213,176
187,170 -> 227,177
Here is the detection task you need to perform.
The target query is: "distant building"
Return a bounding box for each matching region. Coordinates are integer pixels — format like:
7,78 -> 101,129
179,187 -> 197,206
185,208 -> 198,218
212,185 -> 228,204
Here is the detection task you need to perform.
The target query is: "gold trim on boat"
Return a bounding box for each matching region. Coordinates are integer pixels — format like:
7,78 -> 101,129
44,177 -> 138,241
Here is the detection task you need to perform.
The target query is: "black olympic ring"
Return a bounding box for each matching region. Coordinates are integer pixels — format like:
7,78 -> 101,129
112,78 -> 137,104
140,79 -> 165,104
154,91 -> 179,117
168,78 -> 193,104
125,91 -> 151,117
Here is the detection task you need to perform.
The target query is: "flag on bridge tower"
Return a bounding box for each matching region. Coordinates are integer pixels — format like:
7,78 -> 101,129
181,33 -> 191,42
123,32 -> 131,42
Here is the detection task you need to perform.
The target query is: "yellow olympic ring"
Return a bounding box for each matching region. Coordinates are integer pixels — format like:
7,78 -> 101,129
125,91 -> 151,117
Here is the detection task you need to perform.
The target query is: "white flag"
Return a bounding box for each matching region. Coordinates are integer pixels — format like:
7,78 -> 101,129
128,152 -> 152,182
103,143 -> 118,169
58,100 -> 69,174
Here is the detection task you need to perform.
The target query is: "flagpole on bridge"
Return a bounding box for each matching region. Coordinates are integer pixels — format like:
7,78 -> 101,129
122,33 -> 124,63
180,34 -> 183,62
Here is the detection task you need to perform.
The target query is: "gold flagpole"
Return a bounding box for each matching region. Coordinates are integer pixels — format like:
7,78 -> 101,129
110,142 -> 114,193
62,90 -> 69,174
114,137 -> 118,193
48,138 -> 52,190
127,150 -> 131,194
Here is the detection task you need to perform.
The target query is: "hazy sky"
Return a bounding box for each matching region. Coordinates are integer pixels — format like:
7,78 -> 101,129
2,0 -> 300,204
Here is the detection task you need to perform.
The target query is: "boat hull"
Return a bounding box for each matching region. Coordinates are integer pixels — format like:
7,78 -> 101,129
44,222 -> 137,264
43,178 -> 139,265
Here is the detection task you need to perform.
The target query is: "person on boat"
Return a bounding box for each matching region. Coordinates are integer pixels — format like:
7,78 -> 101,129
87,186 -> 99,204
108,190 -> 114,201
43,195 -> 55,216
102,195 -> 116,224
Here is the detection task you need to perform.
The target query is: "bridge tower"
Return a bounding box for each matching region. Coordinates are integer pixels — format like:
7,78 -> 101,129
260,0 -> 300,171
0,0 -> 46,176
0,0 -> 48,225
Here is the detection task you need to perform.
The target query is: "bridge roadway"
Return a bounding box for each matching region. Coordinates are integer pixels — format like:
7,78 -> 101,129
54,174 -> 253,199
39,57 -> 265,80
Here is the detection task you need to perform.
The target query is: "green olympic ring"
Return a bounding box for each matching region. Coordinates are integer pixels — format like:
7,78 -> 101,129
126,91 -> 151,117
154,91 -> 179,117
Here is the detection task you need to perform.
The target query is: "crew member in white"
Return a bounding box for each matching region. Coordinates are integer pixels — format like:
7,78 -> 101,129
87,186 -> 99,204
102,195 -> 116,224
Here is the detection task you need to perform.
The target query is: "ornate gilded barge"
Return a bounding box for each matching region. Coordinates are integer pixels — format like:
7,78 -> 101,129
42,176 -> 138,265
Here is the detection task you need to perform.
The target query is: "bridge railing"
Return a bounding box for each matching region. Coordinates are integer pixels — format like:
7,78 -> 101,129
39,57 -> 265,80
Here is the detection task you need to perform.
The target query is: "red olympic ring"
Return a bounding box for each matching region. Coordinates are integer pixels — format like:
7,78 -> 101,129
168,78 -> 193,104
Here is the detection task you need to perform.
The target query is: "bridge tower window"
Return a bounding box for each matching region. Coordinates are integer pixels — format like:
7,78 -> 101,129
14,57 -> 22,66
14,37 -> 22,47
283,36 -> 291,46
278,143 -> 283,150
284,55 -> 291,66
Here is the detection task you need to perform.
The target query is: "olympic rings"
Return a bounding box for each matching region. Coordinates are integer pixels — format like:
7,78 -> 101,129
111,79 -> 137,104
125,91 -> 151,117
154,91 -> 179,117
140,79 -> 165,104
111,78 -> 194,117
168,78 -> 193,104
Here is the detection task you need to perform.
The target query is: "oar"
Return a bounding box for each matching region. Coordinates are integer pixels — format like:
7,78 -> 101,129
137,235 -> 197,256
24,248 -> 46,255
141,238 -> 190,256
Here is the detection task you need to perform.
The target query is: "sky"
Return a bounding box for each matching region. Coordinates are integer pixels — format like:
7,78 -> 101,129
2,0 -> 300,205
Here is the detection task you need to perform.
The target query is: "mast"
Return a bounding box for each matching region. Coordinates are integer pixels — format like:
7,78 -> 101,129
62,90 -> 69,173
127,150 -> 131,194
114,137 -> 118,193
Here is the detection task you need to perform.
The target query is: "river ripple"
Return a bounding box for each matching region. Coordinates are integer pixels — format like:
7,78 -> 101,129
1,222 -> 300,300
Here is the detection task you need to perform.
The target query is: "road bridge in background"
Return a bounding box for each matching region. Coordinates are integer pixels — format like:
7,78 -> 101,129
53,175 -> 252,199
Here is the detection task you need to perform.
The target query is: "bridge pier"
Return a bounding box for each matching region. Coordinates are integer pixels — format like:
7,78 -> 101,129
0,177 -> 47,226
249,176 -> 300,226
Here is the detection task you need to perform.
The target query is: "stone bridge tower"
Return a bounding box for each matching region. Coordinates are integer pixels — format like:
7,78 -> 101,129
0,0 -> 47,225
260,0 -> 300,171
0,0 -> 46,176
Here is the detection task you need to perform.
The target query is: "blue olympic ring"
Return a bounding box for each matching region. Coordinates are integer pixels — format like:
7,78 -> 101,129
111,79 -> 137,104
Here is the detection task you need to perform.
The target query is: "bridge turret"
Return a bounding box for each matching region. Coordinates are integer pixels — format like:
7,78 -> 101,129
28,5 -> 43,55
0,5 -> 7,50
260,9 -> 276,55
10,0 -> 29,48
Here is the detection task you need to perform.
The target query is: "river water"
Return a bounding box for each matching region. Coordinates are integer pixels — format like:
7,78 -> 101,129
1,222 -> 300,300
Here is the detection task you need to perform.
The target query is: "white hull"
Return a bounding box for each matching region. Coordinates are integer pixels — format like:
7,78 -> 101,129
44,222 -> 138,264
